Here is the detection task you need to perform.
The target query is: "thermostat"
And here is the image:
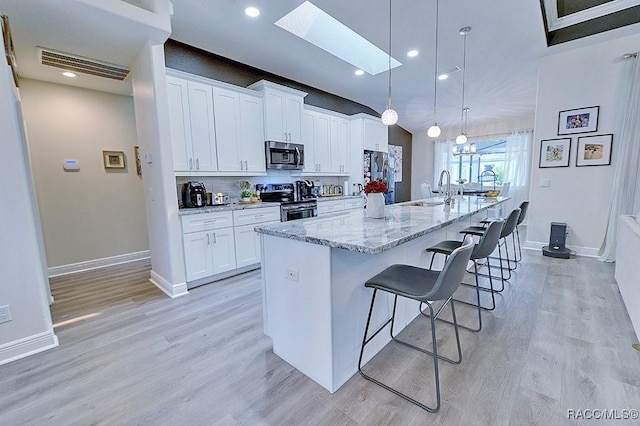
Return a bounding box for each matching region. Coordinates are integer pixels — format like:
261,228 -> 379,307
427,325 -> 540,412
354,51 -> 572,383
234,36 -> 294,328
63,159 -> 80,171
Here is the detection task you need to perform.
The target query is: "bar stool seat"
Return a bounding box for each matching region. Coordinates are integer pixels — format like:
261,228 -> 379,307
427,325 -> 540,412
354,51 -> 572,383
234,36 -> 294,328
358,236 -> 474,413
480,201 -> 529,262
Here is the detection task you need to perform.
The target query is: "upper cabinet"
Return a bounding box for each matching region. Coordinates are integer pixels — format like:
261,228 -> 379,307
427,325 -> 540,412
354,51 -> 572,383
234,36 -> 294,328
213,87 -> 266,174
352,114 -> 388,152
248,80 -> 307,144
166,70 -> 266,176
303,106 -> 350,175
167,76 -> 217,172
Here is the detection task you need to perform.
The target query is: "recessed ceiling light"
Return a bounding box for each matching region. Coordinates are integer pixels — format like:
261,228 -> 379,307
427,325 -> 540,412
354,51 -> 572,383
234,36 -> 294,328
245,7 -> 260,17
62,71 -> 77,78
355,69 -> 365,76
437,73 -> 448,80
407,50 -> 419,57
275,1 -> 401,75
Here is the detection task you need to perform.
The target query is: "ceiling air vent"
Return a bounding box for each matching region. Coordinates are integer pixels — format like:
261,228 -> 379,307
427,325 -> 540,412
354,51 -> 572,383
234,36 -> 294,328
38,47 -> 130,81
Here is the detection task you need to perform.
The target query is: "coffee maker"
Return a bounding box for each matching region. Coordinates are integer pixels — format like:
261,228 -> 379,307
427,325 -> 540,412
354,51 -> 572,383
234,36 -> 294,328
295,180 -> 316,201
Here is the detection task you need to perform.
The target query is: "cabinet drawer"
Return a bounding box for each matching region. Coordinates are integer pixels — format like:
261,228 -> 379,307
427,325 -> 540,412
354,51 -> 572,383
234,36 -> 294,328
344,198 -> 365,210
317,200 -> 345,215
233,206 -> 281,226
181,211 -> 234,233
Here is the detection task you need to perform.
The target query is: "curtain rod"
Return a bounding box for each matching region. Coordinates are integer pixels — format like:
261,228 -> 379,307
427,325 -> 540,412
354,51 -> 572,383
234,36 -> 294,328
622,52 -> 638,59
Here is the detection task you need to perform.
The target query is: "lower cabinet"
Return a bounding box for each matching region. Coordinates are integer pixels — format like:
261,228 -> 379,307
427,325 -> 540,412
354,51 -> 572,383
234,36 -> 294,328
181,206 -> 280,285
317,197 -> 364,216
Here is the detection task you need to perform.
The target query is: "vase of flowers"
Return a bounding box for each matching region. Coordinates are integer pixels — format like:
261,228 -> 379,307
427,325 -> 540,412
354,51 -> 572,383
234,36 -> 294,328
364,180 -> 387,218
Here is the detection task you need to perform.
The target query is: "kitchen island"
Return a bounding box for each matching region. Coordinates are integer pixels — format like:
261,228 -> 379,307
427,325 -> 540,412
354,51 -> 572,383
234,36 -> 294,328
254,196 -> 508,393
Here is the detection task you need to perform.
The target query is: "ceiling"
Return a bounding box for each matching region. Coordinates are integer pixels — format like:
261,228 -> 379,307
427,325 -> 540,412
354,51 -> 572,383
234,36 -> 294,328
2,0 -> 640,136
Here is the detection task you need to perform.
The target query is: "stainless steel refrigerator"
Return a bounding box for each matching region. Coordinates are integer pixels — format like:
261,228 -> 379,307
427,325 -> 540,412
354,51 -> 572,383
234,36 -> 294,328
364,150 -> 395,204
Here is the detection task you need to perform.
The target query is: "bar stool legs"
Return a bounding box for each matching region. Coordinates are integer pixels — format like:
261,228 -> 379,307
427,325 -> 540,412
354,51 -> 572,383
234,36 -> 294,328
358,290 -> 461,413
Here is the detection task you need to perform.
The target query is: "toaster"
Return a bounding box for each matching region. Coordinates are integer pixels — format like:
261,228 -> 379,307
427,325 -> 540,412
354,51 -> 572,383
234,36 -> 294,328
182,181 -> 207,208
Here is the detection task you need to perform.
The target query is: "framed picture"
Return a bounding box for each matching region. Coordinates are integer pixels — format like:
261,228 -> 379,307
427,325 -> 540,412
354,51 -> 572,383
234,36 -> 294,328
558,106 -> 599,135
576,134 -> 613,167
539,138 -> 571,168
134,146 -> 142,176
102,150 -> 126,169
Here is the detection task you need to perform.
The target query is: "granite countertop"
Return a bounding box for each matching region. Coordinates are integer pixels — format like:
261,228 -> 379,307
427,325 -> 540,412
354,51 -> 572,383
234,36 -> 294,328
178,201 -> 281,215
254,196 -> 508,254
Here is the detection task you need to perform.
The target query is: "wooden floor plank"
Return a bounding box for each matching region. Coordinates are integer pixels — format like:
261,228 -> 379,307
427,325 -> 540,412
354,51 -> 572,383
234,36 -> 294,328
1,253 -> 639,424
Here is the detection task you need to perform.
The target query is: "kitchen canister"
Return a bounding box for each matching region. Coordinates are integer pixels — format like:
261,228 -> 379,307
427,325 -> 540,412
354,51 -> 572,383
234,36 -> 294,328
343,181 -> 349,196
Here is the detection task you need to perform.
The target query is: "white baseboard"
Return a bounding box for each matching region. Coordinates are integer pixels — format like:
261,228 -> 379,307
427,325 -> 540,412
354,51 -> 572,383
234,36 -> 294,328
150,270 -> 188,298
48,250 -> 151,277
523,240 -> 600,257
0,330 -> 59,367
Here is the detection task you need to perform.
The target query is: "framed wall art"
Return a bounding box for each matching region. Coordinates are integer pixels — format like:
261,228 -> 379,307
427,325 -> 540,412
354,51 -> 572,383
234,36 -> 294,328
576,134 -> 613,167
102,150 -> 126,169
558,106 -> 599,135
539,138 -> 571,168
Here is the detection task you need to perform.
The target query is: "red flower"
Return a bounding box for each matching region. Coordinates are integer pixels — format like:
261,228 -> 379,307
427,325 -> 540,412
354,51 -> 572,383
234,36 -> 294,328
364,180 -> 388,194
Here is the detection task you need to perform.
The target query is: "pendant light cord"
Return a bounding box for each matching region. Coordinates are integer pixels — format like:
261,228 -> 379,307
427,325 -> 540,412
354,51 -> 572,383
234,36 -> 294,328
460,29 -> 467,133
433,0 -> 439,122
387,0 -> 392,109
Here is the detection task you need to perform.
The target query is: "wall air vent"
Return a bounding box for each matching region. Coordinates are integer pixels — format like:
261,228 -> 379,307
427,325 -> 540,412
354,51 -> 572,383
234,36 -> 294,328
37,47 -> 130,81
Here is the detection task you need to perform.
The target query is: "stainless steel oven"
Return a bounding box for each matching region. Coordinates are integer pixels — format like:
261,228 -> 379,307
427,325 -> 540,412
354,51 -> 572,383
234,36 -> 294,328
256,183 -> 318,222
280,200 -> 318,222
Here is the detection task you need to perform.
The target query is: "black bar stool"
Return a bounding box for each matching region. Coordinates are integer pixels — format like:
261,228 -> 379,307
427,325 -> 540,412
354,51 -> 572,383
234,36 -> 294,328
480,201 -> 529,263
459,208 -> 521,283
358,236 -> 474,412
424,219 -> 504,332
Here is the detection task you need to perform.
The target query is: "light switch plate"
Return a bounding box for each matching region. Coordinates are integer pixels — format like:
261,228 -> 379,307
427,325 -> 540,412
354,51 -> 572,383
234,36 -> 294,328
540,179 -> 550,187
0,305 -> 11,324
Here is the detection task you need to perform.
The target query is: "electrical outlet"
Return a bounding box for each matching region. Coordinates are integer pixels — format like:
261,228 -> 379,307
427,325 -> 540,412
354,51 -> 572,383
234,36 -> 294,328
0,305 -> 12,324
286,269 -> 299,282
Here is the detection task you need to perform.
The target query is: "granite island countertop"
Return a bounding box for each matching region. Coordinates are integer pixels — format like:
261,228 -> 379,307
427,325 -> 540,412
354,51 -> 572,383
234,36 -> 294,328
254,196 -> 508,254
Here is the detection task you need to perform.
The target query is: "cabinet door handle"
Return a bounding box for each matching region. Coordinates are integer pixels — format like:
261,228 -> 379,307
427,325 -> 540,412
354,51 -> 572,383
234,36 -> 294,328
189,158 -> 193,170
196,158 -> 200,170
284,132 -> 288,141
206,233 -> 210,245
212,233 -> 217,244
244,160 -> 248,170
240,160 -> 243,171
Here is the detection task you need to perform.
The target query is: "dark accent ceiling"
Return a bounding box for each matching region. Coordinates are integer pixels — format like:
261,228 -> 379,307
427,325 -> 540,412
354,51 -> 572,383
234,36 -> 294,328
540,0 -> 640,46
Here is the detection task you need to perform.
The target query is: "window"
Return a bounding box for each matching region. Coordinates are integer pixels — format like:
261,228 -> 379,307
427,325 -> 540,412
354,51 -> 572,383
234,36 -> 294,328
450,139 -> 507,185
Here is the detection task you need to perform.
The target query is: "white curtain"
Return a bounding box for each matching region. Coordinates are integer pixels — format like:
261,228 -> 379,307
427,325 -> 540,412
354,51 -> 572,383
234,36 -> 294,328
433,139 -> 455,188
599,54 -> 640,262
502,130 -> 533,213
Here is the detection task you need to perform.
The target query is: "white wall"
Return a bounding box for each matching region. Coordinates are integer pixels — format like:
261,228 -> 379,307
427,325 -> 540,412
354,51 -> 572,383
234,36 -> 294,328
527,33 -> 640,255
130,42 -> 188,298
0,38 -> 57,365
19,79 -> 149,269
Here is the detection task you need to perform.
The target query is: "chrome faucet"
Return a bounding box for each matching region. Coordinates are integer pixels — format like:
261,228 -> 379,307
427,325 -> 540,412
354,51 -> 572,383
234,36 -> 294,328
438,170 -> 453,205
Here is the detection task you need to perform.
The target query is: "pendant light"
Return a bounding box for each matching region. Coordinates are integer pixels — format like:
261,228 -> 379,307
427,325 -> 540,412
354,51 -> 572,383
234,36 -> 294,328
456,26 -> 471,144
381,0 -> 398,126
427,0 -> 441,138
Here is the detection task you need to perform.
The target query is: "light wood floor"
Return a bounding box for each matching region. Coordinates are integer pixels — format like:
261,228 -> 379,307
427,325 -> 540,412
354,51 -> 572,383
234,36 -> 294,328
1,250 -> 639,425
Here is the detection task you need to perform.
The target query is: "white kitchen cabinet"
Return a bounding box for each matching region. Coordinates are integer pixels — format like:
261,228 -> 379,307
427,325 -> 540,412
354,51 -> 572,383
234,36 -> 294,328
181,211 -> 236,282
182,230 -> 214,281
344,197 -> 365,210
213,86 -> 266,174
330,115 -> 350,174
248,80 -> 307,143
233,206 -> 280,268
303,107 -> 350,175
167,75 -> 218,173
351,114 -> 388,153
317,199 -> 345,215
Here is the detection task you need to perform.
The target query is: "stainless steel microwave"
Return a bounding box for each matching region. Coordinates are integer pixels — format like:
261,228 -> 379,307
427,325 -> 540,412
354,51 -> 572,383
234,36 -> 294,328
265,141 -> 304,170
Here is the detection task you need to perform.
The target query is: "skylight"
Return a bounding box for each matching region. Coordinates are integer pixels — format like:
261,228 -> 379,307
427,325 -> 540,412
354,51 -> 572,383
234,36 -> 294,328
275,1 -> 402,75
